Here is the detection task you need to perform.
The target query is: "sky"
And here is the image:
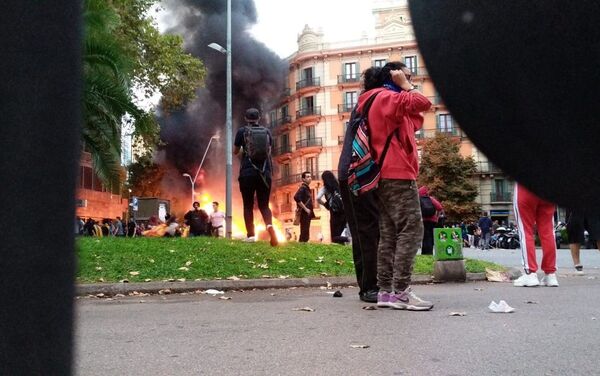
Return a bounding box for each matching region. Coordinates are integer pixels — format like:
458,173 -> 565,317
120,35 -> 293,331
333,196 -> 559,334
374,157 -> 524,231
249,0 -> 376,58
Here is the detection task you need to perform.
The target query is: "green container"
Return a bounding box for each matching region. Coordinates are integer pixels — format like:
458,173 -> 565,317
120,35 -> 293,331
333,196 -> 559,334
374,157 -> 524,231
433,228 -> 463,261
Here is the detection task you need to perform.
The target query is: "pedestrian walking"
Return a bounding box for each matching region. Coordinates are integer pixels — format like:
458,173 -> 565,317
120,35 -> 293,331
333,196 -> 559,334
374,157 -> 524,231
184,201 -> 209,237
478,212 -> 493,249
565,208 -> 600,275
294,171 -> 314,242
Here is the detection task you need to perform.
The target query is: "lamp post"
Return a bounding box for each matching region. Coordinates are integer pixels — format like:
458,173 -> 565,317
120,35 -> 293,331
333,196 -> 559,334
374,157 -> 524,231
208,0 -> 232,239
182,135 -> 220,208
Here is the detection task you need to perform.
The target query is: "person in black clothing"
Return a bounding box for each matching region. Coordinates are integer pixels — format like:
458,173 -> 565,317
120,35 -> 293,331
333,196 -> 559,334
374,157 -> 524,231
233,108 -> 278,246
184,201 -> 209,236
317,170 -> 348,244
294,171 -> 314,242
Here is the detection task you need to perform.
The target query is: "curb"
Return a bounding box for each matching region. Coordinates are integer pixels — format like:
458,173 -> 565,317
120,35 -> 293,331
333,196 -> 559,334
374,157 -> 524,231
77,273 -> 487,297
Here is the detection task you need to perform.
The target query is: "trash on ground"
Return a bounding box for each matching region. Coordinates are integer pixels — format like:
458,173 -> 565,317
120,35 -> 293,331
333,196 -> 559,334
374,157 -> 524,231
203,289 -> 224,295
489,300 -> 515,313
119,279 -> 129,283
485,268 -> 511,282
333,290 -> 343,298
178,267 -> 189,271
592,317 -> 596,321
350,344 -> 370,349
474,288 -> 484,291
292,307 -> 315,312
327,282 -> 333,289
227,276 -> 240,281
219,296 -> 232,300
525,300 -> 538,304
587,276 -> 597,280
362,306 -> 376,310
278,275 -> 289,279
129,271 -> 140,276
449,312 -> 467,316
158,289 -> 172,295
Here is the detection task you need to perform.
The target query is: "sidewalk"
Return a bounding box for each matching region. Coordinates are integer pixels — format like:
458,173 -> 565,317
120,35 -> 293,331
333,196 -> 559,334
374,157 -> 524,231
76,273 -> 487,296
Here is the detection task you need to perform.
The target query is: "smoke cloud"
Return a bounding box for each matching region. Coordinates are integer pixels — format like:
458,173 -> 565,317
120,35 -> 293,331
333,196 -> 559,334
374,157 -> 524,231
155,0 -> 287,215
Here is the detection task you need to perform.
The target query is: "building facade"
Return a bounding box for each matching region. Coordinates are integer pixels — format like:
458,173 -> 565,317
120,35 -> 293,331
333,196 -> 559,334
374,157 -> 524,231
269,1 -> 513,241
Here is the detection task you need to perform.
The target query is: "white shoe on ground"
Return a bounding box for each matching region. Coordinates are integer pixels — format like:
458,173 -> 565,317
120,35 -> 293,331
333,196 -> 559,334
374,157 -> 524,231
513,272 -> 540,287
540,273 -> 559,287
243,236 -> 256,243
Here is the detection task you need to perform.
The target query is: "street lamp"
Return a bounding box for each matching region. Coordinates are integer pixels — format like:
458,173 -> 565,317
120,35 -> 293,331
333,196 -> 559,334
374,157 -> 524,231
208,0 -> 232,239
182,135 -> 220,208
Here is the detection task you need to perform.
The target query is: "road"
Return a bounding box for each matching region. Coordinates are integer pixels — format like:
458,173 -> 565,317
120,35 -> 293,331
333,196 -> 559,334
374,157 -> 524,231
463,247 -> 600,270
75,268 -> 600,375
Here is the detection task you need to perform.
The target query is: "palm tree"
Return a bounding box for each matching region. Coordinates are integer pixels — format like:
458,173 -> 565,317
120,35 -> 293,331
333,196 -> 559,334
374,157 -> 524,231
82,0 -> 155,186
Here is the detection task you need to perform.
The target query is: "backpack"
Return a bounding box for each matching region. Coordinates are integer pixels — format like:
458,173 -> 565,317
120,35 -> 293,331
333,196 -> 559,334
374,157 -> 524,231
243,125 -> 271,165
328,190 -> 344,213
347,92 -> 399,196
420,196 -> 436,217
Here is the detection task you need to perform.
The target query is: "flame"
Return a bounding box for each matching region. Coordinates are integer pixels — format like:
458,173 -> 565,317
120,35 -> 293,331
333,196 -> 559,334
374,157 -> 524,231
192,190 -> 286,243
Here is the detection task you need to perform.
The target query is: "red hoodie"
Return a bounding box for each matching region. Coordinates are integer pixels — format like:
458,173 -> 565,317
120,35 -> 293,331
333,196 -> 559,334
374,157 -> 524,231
357,87 -> 431,180
418,186 -> 444,222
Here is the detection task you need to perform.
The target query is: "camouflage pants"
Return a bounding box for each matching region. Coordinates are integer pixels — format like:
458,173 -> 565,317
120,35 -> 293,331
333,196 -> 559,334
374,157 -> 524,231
374,179 -> 423,292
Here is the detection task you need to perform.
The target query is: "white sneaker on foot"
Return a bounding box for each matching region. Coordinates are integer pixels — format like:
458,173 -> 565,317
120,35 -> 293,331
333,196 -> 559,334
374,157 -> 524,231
513,272 -> 540,287
540,273 -> 559,287
574,264 -> 584,275
243,236 -> 256,243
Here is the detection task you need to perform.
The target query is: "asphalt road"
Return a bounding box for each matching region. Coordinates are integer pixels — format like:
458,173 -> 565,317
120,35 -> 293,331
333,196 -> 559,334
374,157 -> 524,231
462,247 -> 600,270
75,269 -> 600,376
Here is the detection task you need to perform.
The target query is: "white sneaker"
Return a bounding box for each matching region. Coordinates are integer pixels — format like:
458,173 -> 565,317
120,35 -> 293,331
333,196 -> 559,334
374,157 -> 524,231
513,272 -> 540,287
243,236 -> 256,243
540,273 -> 559,287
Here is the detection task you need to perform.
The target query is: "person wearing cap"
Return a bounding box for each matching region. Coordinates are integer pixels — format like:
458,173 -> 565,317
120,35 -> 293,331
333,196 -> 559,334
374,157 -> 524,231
184,201 -> 209,237
233,108 -> 278,246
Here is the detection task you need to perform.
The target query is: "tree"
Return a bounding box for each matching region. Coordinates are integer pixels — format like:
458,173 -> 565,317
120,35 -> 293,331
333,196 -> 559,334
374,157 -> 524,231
418,133 -> 480,222
126,153 -> 166,197
82,0 -> 205,185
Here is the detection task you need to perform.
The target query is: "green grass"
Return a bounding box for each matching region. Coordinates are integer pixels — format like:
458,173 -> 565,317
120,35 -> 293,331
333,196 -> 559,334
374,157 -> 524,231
77,237 -> 505,283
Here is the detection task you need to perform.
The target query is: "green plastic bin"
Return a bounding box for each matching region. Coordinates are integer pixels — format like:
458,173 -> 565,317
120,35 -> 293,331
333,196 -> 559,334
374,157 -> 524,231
433,228 -> 464,261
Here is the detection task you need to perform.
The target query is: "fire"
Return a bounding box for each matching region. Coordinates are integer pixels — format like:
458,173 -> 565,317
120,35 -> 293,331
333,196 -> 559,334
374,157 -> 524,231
193,190 -> 286,243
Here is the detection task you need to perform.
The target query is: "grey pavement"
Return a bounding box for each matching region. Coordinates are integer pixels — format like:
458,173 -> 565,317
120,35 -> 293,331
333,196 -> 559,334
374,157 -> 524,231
462,247 -> 600,271
75,269 -> 600,376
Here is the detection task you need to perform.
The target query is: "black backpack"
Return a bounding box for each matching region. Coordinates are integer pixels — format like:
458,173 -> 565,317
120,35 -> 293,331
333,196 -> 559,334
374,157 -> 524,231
420,196 -> 436,217
328,190 -> 344,213
243,125 -> 271,165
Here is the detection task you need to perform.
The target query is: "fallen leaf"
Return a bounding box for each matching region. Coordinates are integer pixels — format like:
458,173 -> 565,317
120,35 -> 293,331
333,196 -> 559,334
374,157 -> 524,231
335,260 -> 344,265
120,279 -> 129,283
177,278 -> 186,282
292,307 -> 315,312
139,300 -> 146,303
320,272 -> 328,277
95,293 -> 105,298
277,259 -> 286,263
169,250 -> 175,253
362,306 -> 376,310
474,288 -> 484,291
261,275 -> 271,278
227,276 -> 240,281
185,261 -> 192,266
97,278 -> 105,282
115,294 -> 125,298
129,271 -> 140,276
327,282 -> 333,289
144,278 -> 152,282
278,275 -> 289,279
350,344 -> 370,349
485,268 -> 510,282
95,266 -> 102,271
449,312 -> 467,316
290,257 -> 297,261
219,296 -> 232,300
298,267 -> 305,270
148,259 -> 155,263
270,293 -> 276,296
314,259 -> 324,263
158,289 -> 172,295
178,267 -> 189,271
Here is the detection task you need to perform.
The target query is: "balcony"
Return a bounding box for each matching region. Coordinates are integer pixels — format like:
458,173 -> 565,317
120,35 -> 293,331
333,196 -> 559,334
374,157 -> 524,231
337,103 -> 356,113
415,128 -> 463,139
337,73 -> 360,84
296,137 -> 323,150
273,144 -> 293,156
295,77 -> 321,91
476,161 -> 503,175
274,171 -> 320,188
296,106 -> 321,124
490,192 -> 512,203
279,202 -> 293,213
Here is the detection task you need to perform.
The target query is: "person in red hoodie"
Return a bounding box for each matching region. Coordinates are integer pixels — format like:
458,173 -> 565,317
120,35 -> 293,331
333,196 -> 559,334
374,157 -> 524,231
357,62 -> 433,311
418,186 -> 444,255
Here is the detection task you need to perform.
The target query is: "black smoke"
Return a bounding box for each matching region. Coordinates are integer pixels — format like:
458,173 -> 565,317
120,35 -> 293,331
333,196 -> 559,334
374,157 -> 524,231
155,0 -> 286,213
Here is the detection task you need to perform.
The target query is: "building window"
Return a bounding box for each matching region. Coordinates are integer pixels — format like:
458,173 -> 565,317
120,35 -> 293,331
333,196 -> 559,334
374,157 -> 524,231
344,62 -> 357,80
306,157 -> 317,174
437,114 -> 454,133
404,55 -> 418,75
281,105 -> 288,118
302,67 -> 313,81
282,163 -> 290,178
301,96 -> 314,110
345,91 -> 357,108
269,110 -> 276,127
306,125 -> 316,139
281,133 -> 289,151
373,59 -> 387,68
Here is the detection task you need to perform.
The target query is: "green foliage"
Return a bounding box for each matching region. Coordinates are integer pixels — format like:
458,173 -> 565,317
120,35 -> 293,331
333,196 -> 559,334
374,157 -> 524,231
82,0 -> 205,185
418,133 -> 481,222
76,237 -> 505,283
126,152 -> 166,197
111,0 -> 206,112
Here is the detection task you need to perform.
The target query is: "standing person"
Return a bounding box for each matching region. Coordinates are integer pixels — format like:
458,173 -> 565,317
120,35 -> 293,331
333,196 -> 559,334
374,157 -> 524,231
233,107 -> 278,246
294,171 -> 314,242
354,62 -> 433,310
113,216 -> 124,237
209,201 -> 225,237
418,186 -> 443,255
317,171 -> 348,244
565,208 -> 600,275
184,201 -> 209,237
512,183 -> 559,287
467,222 -> 477,248
478,211 -> 493,250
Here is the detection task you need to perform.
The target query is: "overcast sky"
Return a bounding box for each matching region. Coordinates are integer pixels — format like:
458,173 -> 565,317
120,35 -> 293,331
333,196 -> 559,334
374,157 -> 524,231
250,0 -> 376,58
